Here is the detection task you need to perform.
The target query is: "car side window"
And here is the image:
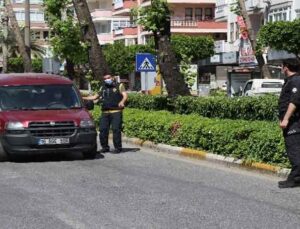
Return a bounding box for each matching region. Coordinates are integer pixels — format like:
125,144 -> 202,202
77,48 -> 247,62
244,82 -> 253,94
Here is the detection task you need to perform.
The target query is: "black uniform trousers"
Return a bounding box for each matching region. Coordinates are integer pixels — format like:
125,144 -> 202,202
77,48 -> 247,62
99,111 -> 123,150
284,133 -> 300,181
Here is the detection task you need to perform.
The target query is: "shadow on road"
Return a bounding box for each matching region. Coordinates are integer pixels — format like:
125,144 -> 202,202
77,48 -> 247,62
4,152 -> 105,163
121,147 -> 140,153
100,147 -> 141,154
0,147 -> 140,163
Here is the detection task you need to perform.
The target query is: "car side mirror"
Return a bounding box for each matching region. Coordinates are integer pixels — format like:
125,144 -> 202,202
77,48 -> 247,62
84,100 -> 94,110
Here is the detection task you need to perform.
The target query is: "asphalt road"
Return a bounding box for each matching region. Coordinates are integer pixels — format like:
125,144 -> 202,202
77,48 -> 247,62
0,142 -> 300,229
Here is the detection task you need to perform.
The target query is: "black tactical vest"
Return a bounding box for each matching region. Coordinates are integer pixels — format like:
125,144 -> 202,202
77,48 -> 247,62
99,83 -> 123,111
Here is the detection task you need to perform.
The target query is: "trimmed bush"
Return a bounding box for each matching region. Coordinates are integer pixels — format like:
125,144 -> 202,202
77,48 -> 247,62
126,94 -> 279,121
90,106 -> 288,167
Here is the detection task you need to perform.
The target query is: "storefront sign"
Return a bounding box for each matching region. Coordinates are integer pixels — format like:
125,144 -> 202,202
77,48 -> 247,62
210,54 -> 221,63
239,37 -> 257,66
222,52 -> 237,64
214,40 -> 225,53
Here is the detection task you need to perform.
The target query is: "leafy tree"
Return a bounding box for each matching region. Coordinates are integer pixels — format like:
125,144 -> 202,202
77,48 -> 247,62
257,19 -> 300,62
132,0 -> 190,96
171,35 -> 214,62
44,0 -> 88,79
8,56 -> 42,73
102,41 -> 154,76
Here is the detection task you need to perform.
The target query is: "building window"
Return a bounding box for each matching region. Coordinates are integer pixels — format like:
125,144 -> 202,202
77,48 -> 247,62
14,10 -> 45,22
31,31 -> 41,40
204,8 -> 213,20
185,8 -> 193,21
195,8 -> 202,21
268,7 -> 291,22
235,22 -> 239,41
296,10 -> 300,19
43,31 -> 49,40
230,22 -> 234,42
113,20 -> 134,30
95,22 -> 111,34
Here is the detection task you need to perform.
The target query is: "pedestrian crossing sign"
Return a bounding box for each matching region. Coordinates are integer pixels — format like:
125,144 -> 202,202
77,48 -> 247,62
136,53 -> 156,72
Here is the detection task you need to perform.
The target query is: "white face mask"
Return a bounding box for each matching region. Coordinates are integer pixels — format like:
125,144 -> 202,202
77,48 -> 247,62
104,79 -> 113,85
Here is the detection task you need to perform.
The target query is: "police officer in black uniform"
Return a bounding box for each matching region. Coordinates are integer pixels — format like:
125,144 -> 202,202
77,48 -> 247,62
83,75 -> 128,154
278,59 -> 300,188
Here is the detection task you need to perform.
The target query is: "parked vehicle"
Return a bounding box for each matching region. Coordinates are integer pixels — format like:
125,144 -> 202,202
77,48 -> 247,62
0,73 -> 97,160
241,79 -> 284,96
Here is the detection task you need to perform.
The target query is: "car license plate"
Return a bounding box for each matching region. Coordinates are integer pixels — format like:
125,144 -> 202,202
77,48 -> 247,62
38,138 -> 70,145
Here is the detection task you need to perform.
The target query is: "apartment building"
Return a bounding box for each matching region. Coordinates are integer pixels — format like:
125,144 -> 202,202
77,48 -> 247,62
12,0 -> 49,46
215,0 -> 300,65
87,0 -> 136,45
88,0 -> 227,45
112,0 -> 227,45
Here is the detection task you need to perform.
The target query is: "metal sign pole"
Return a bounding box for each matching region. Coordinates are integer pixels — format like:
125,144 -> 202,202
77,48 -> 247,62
145,72 -> 148,94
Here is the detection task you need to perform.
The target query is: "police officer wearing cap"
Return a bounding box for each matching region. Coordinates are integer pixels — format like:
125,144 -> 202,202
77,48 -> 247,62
278,59 -> 300,188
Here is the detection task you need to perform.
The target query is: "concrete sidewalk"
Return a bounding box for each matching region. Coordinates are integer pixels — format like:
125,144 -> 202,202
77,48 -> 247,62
118,135 -> 290,178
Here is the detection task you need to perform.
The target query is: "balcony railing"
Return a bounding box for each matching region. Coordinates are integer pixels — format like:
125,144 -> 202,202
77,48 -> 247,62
171,20 -> 198,27
170,19 -> 227,31
91,9 -> 113,18
113,26 -> 138,36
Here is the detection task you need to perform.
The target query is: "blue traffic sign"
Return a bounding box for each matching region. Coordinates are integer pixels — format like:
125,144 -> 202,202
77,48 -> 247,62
136,53 -> 156,72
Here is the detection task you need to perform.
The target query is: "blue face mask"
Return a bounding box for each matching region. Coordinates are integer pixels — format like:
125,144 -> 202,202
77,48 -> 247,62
104,79 -> 113,85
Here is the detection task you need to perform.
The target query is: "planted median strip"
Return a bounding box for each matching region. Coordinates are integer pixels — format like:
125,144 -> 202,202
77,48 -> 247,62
91,106 -> 288,169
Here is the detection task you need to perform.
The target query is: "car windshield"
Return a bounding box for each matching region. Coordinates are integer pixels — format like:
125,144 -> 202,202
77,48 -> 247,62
0,84 -> 82,111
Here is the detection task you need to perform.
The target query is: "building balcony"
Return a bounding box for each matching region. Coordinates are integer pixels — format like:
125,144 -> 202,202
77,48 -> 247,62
140,0 -> 151,7
97,33 -> 114,45
215,4 -> 229,21
113,0 -> 137,16
170,19 -> 227,34
245,0 -> 265,11
91,9 -> 113,20
113,26 -> 138,37
167,0 -> 215,3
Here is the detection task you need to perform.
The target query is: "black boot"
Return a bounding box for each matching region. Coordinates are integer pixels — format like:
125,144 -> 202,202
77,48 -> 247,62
278,179 -> 300,188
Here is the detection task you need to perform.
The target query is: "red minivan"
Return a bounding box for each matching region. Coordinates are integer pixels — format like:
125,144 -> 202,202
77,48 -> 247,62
0,73 -> 97,160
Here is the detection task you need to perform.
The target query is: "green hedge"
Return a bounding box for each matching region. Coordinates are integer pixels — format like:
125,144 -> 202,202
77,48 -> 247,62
126,93 -> 279,121
91,106 -> 287,167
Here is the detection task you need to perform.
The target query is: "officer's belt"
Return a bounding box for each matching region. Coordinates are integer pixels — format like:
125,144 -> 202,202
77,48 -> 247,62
102,110 -> 122,114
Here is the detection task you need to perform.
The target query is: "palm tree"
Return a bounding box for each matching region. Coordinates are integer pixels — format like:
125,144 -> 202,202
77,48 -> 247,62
5,0 -> 32,72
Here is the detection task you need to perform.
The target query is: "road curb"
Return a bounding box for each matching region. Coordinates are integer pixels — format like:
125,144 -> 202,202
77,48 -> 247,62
121,136 -> 290,178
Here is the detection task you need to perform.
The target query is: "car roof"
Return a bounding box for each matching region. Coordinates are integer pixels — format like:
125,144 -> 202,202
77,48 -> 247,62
0,73 -> 73,86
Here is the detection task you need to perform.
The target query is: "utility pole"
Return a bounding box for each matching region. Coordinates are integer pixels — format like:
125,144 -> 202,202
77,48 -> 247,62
1,0 -> 8,73
24,0 -> 30,58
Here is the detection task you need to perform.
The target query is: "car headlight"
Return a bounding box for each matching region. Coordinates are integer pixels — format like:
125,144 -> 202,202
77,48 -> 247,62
80,119 -> 95,128
6,121 -> 25,130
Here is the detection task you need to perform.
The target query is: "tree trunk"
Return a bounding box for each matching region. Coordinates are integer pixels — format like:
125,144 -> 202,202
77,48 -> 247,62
66,59 -> 76,80
153,4 -> 190,96
1,8 -> 9,73
24,0 -> 31,58
237,0 -> 271,78
72,0 -> 109,80
158,35 -> 191,96
6,0 -> 32,72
